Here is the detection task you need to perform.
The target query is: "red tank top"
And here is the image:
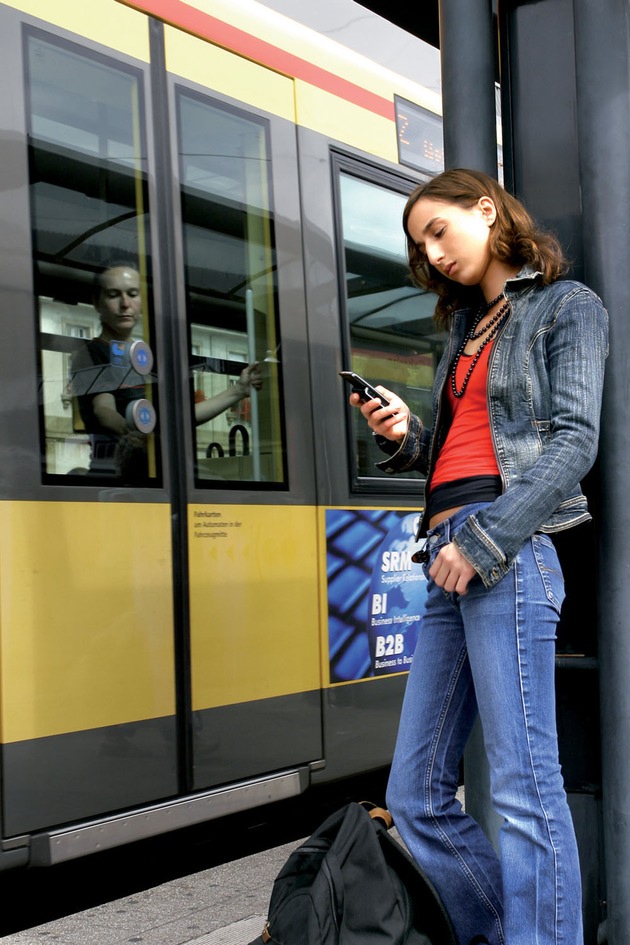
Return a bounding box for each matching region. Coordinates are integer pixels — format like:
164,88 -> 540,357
430,340 -> 499,489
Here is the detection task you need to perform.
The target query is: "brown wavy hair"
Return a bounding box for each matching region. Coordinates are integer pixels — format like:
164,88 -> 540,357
403,169 -> 568,326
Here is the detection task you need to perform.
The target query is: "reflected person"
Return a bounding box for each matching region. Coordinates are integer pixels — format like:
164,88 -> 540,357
72,262 -> 148,480
194,362 -> 262,425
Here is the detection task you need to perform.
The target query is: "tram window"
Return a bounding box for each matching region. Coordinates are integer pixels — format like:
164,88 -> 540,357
176,91 -> 287,487
25,32 -> 159,485
337,170 -> 446,484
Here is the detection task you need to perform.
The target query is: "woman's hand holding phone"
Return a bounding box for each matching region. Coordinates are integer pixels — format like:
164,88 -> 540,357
340,370 -> 409,442
353,387 -> 409,442
346,388 -> 409,445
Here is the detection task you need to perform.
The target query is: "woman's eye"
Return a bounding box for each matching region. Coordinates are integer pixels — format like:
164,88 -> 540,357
435,227 -> 445,239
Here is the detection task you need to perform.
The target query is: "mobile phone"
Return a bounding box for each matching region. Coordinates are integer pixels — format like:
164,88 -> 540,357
339,370 -> 390,407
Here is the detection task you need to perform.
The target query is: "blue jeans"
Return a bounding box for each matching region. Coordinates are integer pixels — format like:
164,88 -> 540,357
386,504 -> 582,945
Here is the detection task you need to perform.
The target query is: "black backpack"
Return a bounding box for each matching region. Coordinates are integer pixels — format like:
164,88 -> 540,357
248,801 -> 456,945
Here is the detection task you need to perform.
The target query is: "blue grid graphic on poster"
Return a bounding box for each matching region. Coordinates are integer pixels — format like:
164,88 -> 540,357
326,509 -> 428,682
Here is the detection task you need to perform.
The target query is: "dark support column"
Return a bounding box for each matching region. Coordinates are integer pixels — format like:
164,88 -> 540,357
438,0 -> 497,174
573,3 -> 630,943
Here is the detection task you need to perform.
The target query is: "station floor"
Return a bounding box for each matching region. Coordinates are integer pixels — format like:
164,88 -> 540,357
1,835 -> 305,945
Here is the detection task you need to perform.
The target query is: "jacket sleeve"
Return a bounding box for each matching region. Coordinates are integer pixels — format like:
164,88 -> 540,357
373,412 -> 433,474
453,287 -> 608,587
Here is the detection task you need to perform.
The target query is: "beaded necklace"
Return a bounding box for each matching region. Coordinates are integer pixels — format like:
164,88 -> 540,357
450,293 -> 511,398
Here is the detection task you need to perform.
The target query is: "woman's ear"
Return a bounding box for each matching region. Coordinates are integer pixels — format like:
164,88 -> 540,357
478,196 -> 497,226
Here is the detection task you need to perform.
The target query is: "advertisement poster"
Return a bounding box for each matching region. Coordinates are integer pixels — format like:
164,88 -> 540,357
326,509 -> 428,683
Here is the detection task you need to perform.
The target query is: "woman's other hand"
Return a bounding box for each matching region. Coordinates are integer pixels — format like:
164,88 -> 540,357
429,542 -> 477,595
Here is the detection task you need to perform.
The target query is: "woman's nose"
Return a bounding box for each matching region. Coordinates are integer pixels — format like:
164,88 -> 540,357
427,244 -> 443,266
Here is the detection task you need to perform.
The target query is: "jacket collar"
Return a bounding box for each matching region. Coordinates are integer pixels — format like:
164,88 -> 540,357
450,266 -> 544,328
504,265 -> 543,295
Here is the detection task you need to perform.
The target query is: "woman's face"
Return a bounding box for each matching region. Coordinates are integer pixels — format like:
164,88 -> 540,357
406,196 -> 496,289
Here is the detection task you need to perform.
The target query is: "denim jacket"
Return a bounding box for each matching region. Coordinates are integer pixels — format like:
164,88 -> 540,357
375,268 -> 609,588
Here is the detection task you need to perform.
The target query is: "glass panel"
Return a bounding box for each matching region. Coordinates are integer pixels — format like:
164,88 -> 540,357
25,32 -> 159,484
177,91 -> 286,486
338,171 -> 446,482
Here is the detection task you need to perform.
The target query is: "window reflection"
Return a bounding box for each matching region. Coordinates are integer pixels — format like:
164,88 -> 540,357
338,172 -> 446,482
177,91 -> 286,486
70,263 -> 154,482
25,33 -> 158,483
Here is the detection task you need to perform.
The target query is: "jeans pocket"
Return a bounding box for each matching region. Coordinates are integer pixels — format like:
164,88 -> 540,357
531,533 -> 566,615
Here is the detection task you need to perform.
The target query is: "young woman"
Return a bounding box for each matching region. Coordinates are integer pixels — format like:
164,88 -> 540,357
350,169 -> 608,945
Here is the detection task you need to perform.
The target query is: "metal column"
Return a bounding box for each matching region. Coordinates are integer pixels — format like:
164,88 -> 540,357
573,2 -> 630,943
438,0 -> 497,175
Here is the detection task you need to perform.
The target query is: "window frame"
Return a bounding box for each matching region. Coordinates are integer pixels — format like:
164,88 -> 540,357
174,82 -> 289,492
331,150 -> 445,496
23,24 -> 161,487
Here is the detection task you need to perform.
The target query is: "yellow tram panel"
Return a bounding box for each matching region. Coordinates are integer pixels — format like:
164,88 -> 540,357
189,504 -> 321,710
126,0 -> 440,159
294,82 -> 398,163
165,25 -> 396,160
0,501 -> 175,744
164,24 -> 295,123
3,0 -> 150,61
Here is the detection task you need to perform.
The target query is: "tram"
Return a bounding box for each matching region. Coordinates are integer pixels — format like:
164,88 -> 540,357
0,0 -> 447,868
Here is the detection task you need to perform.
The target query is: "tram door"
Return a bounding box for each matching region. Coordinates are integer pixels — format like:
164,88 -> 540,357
0,16 -> 179,838
0,4 -> 320,845
164,28 -> 323,791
